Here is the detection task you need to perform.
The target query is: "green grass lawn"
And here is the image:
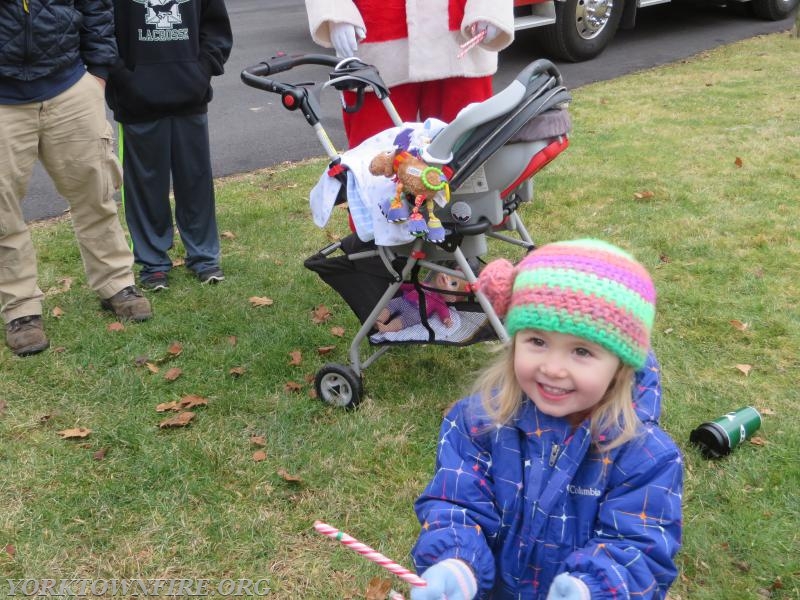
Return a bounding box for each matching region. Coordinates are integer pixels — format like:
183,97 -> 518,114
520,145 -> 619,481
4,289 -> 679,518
1,32 -> 799,600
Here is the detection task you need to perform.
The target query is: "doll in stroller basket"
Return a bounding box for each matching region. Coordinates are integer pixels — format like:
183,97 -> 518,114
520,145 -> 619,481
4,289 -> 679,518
241,54 -> 571,408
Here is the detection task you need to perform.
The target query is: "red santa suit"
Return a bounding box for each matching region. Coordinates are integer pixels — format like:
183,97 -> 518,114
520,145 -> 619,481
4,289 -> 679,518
305,0 -> 514,146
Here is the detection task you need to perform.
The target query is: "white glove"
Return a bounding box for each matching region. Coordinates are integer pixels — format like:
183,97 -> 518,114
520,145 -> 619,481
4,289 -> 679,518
546,573 -> 591,600
329,22 -> 366,58
470,20 -> 500,44
410,559 -> 478,600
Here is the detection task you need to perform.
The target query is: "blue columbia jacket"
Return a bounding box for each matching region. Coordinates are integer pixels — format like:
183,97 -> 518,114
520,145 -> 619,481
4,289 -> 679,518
411,353 -> 683,599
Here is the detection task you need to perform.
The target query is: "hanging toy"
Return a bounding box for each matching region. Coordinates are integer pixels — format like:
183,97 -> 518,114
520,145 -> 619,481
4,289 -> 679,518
369,149 -> 450,242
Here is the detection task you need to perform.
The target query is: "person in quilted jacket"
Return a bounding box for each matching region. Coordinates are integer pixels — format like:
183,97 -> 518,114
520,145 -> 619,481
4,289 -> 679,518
410,239 -> 683,600
0,0 -> 152,357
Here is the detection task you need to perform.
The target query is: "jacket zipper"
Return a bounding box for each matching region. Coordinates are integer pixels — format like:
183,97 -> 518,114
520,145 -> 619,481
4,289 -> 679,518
549,442 -> 560,467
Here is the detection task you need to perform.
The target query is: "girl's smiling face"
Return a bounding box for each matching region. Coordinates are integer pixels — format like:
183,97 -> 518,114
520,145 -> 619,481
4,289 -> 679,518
514,329 -> 621,425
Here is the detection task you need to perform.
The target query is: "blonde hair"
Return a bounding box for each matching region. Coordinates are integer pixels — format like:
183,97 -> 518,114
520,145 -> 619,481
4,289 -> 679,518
473,338 -> 641,452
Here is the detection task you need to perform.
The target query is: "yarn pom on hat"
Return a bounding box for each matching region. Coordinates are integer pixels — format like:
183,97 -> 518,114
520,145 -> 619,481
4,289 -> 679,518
503,239 -> 656,369
476,258 -> 516,319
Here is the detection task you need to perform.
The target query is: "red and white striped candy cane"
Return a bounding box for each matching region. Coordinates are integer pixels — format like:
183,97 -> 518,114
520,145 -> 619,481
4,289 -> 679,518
313,521 -> 427,589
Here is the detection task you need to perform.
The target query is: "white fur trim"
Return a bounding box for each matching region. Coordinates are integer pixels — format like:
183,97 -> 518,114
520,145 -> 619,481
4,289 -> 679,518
305,0 -> 366,46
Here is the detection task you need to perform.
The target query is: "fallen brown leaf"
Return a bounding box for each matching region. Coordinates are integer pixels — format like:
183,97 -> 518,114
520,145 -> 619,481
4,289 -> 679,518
253,450 -> 267,462
732,560 -> 750,572
93,448 -> 108,461
51,346 -> 66,353
52,306 -> 64,318
5,544 -> 15,558
760,407 -> 777,416
633,190 -> 655,200
749,436 -> 766,446
730,320 -> 750,331
146,362 -> 160,374
45,277 -> 73,297
167,342 -> 183,356
179,395 -> 208,409
365,578 -> 392,600
250,435 -> 266,446
276,468 -> 302,483
311,304 -> 332,324
58,427 -> 92,439
172,258 -> 185,267
330,326 -> 345,337
164,367 -> 182,381
288,350 -> 303,366
227,335 -> 238,346
317,345 -> 336,355
229,366 -> 246,377
155,401 -> 180,412
221,230 -> 236,240
249,296 -> 274,307
735,364 -> 752,376
0,399 -> 7,415
734,156 -> 743,168
107,322 -> 125,332
159,411 -> 195,428
284,381 -> 302,392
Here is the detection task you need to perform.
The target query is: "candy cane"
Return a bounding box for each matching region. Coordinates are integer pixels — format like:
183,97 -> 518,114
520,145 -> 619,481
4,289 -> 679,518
313,521 -> 427,588
457,29 -> 486,59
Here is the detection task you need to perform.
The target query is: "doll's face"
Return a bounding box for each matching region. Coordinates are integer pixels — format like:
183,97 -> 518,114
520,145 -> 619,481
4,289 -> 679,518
436,273 -> 467,303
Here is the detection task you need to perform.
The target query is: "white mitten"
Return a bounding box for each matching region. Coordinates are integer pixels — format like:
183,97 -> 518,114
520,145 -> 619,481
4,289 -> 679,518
546,573 -> 591,600
329,22 -> 366,58
410,559 -> 478,600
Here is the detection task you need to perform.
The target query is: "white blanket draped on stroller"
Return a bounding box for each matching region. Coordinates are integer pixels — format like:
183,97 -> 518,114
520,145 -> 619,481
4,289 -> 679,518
310,119 -> 448,246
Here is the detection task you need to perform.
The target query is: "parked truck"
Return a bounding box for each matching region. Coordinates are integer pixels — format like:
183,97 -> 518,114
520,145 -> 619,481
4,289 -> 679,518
513,0 -> 799,61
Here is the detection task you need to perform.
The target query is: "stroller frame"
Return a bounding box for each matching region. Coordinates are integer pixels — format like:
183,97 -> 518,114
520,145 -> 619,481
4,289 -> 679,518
242,54 -> 570,408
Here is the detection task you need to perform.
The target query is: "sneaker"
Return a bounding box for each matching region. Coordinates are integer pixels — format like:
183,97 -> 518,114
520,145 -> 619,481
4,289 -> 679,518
5,315 -> 50,357
197,266 -> 225,284
100,286 -> 152,321
140,271 -> 169,292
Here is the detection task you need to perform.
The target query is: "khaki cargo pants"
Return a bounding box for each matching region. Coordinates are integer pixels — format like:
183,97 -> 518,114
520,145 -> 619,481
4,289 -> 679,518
0,72 -> 135,324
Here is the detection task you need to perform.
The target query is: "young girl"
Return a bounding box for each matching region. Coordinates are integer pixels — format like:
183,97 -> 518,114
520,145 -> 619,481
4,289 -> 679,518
410,239 -> 683,600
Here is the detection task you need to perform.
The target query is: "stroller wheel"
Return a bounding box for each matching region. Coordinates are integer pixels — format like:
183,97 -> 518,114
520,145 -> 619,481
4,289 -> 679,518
315,364 -> 363,409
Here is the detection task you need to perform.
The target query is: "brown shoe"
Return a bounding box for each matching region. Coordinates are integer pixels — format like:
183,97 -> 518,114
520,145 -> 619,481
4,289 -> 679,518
100,286 -> 152,321
6,315 -> 50,356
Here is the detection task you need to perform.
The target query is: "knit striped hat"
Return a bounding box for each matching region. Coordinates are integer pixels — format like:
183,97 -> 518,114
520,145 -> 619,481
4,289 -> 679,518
477,239 -> 656,368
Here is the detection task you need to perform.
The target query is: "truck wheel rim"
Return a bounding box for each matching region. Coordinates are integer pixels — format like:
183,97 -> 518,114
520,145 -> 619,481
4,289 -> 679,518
575,0 -> 614,39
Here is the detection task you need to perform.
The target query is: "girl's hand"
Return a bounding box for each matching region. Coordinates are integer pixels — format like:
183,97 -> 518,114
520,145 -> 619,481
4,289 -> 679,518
546,573 -> 591,600
410,559 -> 477,600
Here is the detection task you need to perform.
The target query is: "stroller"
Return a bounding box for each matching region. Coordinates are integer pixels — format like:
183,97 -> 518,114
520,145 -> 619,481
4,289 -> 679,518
241,54 -> 571,408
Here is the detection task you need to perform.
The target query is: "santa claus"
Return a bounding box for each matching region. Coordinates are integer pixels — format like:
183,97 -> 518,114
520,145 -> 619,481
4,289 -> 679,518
305,0 -> 514,146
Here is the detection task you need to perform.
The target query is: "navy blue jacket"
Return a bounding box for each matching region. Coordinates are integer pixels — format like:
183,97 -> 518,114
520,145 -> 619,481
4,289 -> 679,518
411,353 -> 683,599
106,0 -> 232,123
0,0 -> 117,81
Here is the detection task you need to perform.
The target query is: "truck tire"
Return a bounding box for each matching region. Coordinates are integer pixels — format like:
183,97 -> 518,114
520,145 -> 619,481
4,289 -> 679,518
751,0 -> 798,20
538,0 -> 625,62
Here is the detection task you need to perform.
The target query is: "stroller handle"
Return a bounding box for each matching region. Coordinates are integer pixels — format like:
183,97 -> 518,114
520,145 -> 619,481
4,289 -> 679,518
241,54 -> 393,125
241,54 -> 342,126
